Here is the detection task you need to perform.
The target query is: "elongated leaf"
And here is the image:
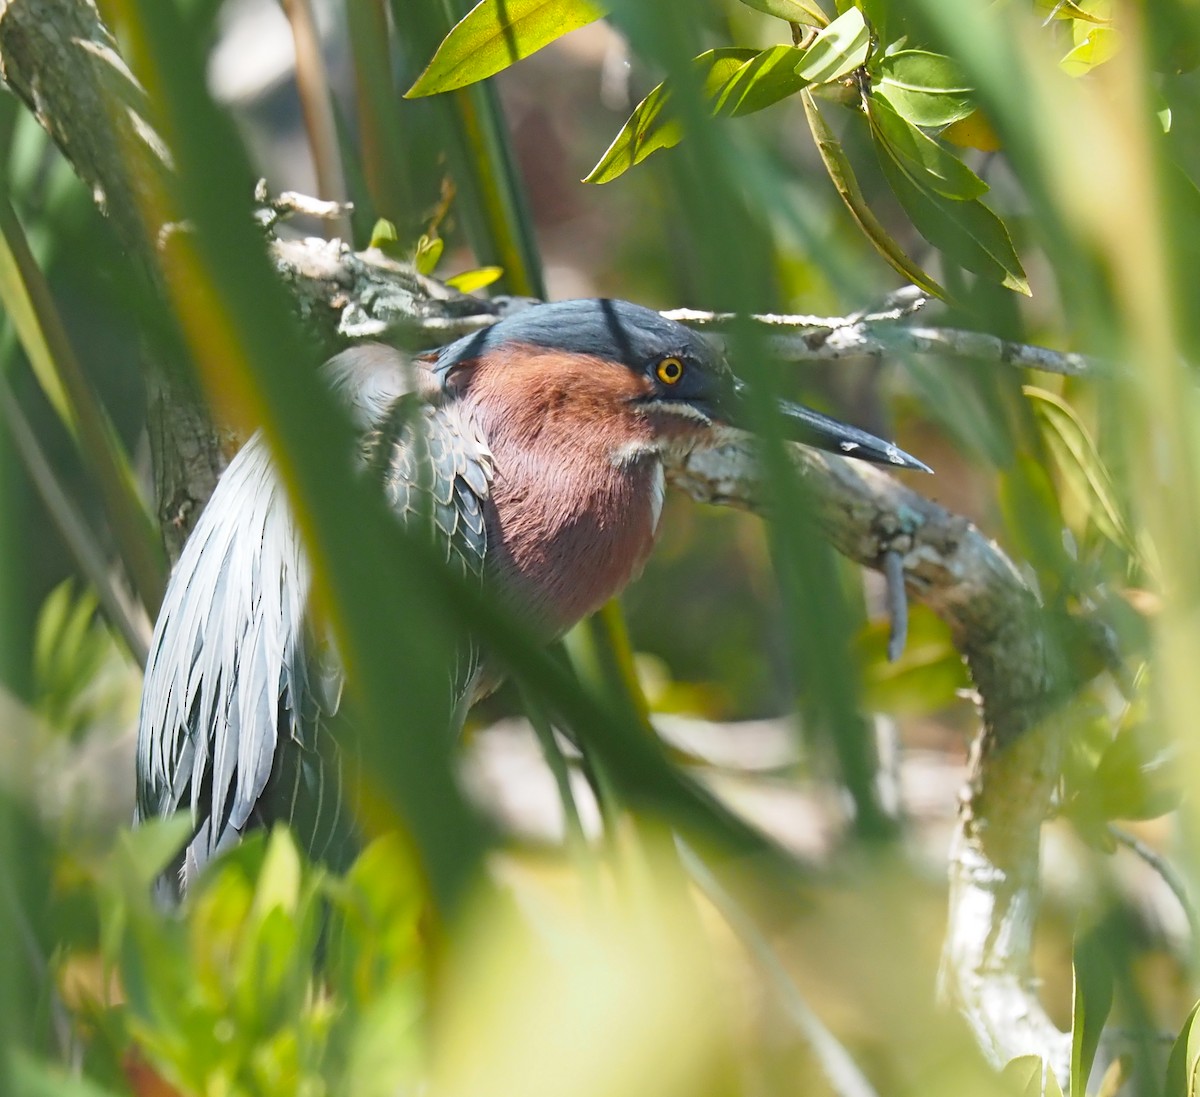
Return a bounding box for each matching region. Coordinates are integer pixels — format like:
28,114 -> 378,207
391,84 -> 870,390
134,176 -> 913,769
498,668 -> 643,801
871,50 -> 974,127
1166,1001 -> 1200,1097
734,0 -> 828,27
445,265 -> 504,292
802,93 -> 944,297
714,45 -> 811,117
876,139 -> 1029,293
1071,929 -> 1114,1097
406,0 -> 606,96
585,48 -> 756,183
794,6 -> 869,84
1024,386 -> 1138,559
868,96 -> 989,199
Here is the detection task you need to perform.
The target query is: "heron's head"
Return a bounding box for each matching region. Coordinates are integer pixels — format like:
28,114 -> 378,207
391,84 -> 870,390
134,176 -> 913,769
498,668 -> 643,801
433,299 -> 929,472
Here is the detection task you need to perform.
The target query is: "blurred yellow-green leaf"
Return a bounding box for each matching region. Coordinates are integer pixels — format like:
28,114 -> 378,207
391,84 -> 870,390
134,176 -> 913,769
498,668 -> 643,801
444,265 -> 504,293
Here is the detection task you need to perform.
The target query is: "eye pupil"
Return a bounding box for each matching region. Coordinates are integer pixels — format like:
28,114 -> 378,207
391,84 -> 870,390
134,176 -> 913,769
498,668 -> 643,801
658,357 -> 684,383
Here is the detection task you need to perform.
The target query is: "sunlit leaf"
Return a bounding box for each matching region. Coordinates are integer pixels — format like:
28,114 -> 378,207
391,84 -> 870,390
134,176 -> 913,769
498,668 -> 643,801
413,233 -> 444,275
1071,928 -> 1114,1097
406,0 -> 606,96
585,48 -> 756,183
1023,386 -> 1139,562
1003,1055 -> 1066,1097
249,826 -> 303,922
713,45 -> 811,117
445,266 -> 504,293
1166,1001 -> 1200,1097
868,96 -> 989,200
876,140 -> 1029,293
733,0 -> 828,28
794,6 -> 870,83
1061,26 -> 1119,77
802,92 -> 945,297
871,50 -> 975,127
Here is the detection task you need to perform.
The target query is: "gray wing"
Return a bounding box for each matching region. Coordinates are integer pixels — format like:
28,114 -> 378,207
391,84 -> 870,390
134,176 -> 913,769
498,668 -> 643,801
135,344 -> 493,896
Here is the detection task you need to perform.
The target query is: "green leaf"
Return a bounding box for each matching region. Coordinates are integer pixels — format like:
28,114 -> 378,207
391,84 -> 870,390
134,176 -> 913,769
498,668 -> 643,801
1092,725 -> 1180,821
1003,1056 -> 1066,1097
1166,1001 -> 1200,1097
1061,26 -> 1119,77
413,233 -> 444,275
1023,386 -> 1139,561
876,139 -> 1029,293
445,265 -> 505,293
250,826 -> 303,922
868,96 -> 988,199
794,6 -> 870,84
801,92 -> 945,297
713,45 -> 811,117
368,217 -> 399,250
406,0 -> 606,96
585,49 -> 756,183
871,50 -> 975,127
734,0 -> 828,27
1071,929 -> 1114,1097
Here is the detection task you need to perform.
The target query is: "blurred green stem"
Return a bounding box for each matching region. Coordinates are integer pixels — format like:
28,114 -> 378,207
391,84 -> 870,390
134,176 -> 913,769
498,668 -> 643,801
347,0 -> 414,229
0,376 -> 149,666
0,196 -> 164,615
393,0 -> 545,297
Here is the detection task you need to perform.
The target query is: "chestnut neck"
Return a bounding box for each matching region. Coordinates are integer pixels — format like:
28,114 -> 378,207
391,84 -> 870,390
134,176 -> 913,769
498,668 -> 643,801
457,344 -> 664,635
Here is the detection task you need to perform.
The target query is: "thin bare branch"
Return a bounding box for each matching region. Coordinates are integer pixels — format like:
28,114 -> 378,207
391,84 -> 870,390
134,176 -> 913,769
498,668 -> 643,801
278,0 -> 352,241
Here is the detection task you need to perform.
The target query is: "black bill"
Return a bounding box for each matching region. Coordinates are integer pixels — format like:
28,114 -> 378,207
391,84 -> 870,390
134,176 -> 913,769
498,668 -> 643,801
777,399 -> 932,473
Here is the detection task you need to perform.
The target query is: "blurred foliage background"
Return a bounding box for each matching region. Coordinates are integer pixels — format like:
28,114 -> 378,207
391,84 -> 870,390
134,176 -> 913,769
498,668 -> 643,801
3,0 -> 1200,1094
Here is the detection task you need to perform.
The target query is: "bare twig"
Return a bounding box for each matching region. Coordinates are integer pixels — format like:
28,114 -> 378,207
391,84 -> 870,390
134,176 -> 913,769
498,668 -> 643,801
1109,824 -> 1199,946
278,0 -> 352,241
666,305 -> 1100,376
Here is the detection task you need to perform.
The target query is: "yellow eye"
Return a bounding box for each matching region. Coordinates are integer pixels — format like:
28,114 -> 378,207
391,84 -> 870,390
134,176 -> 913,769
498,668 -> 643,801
656,357 -> 685,385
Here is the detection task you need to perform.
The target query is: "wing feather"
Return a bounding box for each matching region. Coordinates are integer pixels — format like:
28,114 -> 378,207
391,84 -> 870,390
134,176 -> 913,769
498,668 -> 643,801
135,343 -> 494,897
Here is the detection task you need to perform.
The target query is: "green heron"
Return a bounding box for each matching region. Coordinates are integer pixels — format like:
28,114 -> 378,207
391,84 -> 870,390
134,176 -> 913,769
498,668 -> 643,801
136,298 -> 926,894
